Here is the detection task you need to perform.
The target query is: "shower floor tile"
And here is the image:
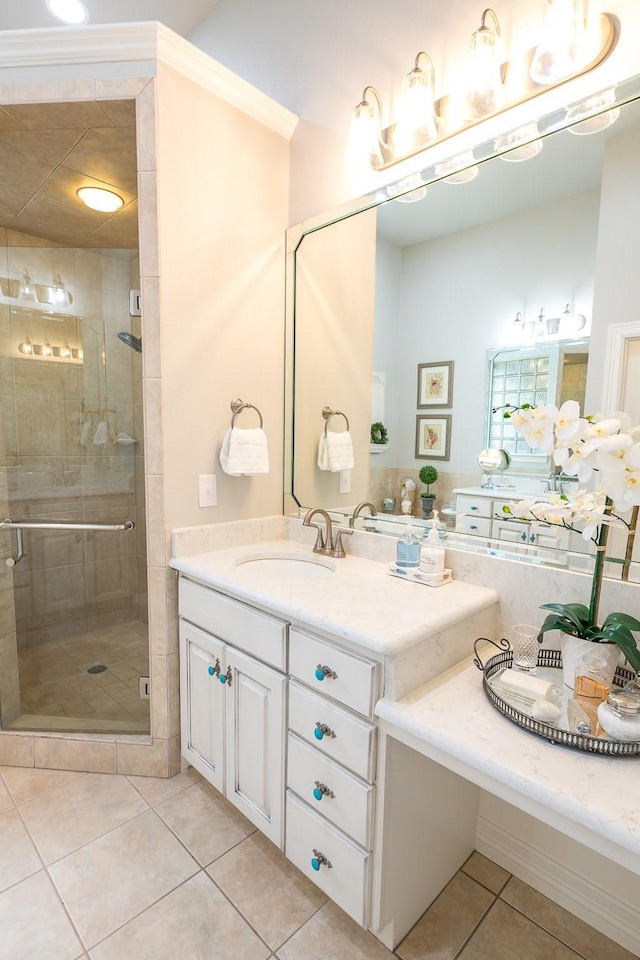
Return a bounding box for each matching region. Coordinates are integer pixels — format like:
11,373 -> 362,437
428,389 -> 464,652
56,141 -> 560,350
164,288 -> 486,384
9,620 -> 150,736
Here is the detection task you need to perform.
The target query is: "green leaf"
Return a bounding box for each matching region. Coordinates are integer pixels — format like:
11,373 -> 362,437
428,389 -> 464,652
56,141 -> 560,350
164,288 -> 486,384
592,623 -> 640,673
537,613 -> 582,640
540,602 -> 591,632
602,612 -> 640,633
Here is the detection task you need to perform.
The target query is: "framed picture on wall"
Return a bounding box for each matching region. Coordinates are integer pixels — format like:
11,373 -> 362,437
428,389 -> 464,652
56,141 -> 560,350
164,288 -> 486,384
417,361 -> 454,408
415,414 -> 452,460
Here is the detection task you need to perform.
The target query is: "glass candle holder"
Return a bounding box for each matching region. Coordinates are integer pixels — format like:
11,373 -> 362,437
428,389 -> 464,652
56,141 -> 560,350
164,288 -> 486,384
511,623 -> 539,673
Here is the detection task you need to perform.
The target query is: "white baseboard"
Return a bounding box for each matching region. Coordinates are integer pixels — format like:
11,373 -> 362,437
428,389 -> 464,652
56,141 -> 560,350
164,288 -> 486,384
476,806 -> 640,956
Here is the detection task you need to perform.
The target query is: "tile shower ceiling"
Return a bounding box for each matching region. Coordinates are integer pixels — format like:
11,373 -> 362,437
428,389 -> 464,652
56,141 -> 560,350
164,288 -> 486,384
0,98 -> 138,247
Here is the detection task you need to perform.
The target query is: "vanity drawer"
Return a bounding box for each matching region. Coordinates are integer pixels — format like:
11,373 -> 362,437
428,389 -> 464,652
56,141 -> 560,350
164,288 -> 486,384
289,681 -> 377,782
456,495 -> 493,519
287,733 -> 375,848
289,629 -> 381,718
179,577 -> 287,670
286,790 -> 371,928
455,515 -> 492,537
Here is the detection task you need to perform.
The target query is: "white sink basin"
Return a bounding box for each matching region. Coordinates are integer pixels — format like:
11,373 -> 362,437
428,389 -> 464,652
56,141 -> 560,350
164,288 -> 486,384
234,552 -> 336,578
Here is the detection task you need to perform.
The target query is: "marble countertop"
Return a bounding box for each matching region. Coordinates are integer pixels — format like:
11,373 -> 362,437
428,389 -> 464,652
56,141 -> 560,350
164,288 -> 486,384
170,539 -> 498,657
376,657 -> 640,871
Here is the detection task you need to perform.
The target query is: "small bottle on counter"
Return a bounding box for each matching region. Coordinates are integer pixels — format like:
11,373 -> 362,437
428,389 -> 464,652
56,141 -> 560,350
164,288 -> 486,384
597,674 -> 640,741
396,526 -> 420,567
419,510 -> 445,575
574,657 -> 611,734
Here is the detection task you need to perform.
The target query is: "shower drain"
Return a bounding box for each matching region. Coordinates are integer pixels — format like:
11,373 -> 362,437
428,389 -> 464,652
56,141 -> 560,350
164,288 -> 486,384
87,664 -> 108,675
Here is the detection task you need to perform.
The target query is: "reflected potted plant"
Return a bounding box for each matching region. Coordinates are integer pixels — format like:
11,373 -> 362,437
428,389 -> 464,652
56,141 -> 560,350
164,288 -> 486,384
419,464 -> 438,518
370,421 -> 389,454
503,400 -> 640,685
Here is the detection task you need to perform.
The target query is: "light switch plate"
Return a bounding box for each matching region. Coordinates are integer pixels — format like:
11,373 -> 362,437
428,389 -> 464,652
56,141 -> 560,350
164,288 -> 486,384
339,470 -> 351,494
198,474 -> 217,507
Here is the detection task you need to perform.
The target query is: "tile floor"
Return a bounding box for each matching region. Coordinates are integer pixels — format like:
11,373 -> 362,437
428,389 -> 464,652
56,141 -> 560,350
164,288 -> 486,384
0,764 -> 634,960
8,620 -> 150,734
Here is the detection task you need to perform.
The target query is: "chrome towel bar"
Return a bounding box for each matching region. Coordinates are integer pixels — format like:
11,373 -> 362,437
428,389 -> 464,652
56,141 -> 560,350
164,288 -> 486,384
1,518 -> 135,532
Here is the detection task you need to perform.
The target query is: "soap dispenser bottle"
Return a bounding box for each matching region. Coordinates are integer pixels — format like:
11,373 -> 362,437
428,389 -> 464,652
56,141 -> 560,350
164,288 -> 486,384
420,510 -> 445,574
396,526 -> 420,567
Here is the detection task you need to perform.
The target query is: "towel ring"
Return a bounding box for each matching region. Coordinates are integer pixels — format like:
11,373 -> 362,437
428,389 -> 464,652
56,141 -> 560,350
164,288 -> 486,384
230,398 -> 264,428
322,406 -> 350,435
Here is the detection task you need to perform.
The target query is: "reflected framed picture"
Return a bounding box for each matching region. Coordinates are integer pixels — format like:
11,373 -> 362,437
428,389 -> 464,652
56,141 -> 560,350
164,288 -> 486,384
415,414 -> 452,460
417,361 -> 454,408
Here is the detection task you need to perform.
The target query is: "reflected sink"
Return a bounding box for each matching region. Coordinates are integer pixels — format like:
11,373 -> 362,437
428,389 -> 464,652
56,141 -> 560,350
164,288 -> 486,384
234,552 -> 336,579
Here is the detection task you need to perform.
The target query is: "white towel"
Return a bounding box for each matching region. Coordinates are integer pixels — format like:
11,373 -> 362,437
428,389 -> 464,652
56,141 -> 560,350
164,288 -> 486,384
80,418 -> 93,447
93,420 -> 109,445
317,431 -> 354,472
219,427 -> 270,476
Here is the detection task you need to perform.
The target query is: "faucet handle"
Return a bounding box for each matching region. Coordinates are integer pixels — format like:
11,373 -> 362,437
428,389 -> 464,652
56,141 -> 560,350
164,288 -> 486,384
307,523 -> 325,553
332,528 -> 353,558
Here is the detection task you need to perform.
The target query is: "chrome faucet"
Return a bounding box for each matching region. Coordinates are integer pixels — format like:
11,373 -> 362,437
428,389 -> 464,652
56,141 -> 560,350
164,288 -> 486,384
303,508 -> 353,558
349,500 -> 378,528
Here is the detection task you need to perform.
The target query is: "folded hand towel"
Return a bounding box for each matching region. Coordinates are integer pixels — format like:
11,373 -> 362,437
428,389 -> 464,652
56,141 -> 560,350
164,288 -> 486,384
93,420 -> 109,445
220,426 -> 269,476
317,430 -> 354,472
80,418 -> 93,447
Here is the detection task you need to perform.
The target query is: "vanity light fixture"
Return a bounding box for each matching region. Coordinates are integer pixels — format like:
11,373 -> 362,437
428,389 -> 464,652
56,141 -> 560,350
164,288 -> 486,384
348,4 -> 614,176
434,152 -> 479,184
45,0 -> 88,25
394,52 -> 439,157
566,89 -> 620,135
350,86 -> 385,171
19,268 -> 36,301
559,303 -> 587,334
495,123 -> 544,162
76,186 -> 124,213
52,274 -> 68,306
18,336 -> 33,355
530,0 -> 587,85
465,9 -> 505,121
59,341 -> 72,359
386,174 -> 428,203
42,339 -> 53,357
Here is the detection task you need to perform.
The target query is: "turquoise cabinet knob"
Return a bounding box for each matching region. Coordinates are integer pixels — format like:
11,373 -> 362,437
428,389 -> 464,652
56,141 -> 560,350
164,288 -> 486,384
314,722 -> 336,741
311,856 -> 320,871
314,727 -> 323,740
315,667 -> 325,681
313,781 -> 335,801
219,674 -> 227,684
208,665 -> 215,676
315,664 -> 338,681
311,849 -> 332,871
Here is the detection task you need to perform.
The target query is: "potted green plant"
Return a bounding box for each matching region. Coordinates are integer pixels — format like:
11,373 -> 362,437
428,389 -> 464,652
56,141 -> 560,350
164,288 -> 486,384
418,465 -> 438,518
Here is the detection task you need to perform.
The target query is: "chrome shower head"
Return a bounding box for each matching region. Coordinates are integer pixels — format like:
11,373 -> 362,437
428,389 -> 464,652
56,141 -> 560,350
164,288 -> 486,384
117,332 -> 142,353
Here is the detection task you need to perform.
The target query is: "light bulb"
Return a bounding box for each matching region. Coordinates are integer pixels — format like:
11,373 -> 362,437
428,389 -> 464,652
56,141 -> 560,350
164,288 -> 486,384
566,89 -> 620,135
60,341 -> 72,358
77,187 -> 124,212
19,268 -> 36,301
495,124 -> 544,162
559,303 -> 587,334
435,152 -> 479,184
386,175 -> 428,203
349,89 -> 384,172
394,53 -> 439,157
530,0 -> 587,85
18,337 -> 33,355
42,339 -> 53,357
46,0 -> 88,25
465,9 -> 505,121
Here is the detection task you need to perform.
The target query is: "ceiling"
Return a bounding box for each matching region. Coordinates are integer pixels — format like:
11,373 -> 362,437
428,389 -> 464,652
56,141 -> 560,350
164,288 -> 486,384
0,98 -> 138,248
0,0 -> 220,35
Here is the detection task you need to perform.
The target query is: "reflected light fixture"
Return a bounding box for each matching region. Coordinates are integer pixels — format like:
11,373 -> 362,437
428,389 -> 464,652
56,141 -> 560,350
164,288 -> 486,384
350,86 -> 385,171
465,8 -> 505,121
495,123 -> 543,162
42,339 -> 53,357
435,152 -> 479,184
59,341 -> 72,358
45,0 -> 88,24
18,336 -> 33,355
77,186 -> 124,213
387,174 -> 428,203
52,273 -> 68,306
19,268 -> 36,301
559,303 -> 587,334
394,52 -> 439,157
566,89 -> 620,135
530,0 -> 587,85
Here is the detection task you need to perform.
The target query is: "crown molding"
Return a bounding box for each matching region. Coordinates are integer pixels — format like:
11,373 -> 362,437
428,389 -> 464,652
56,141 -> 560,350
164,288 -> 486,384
0,21 -> 298,140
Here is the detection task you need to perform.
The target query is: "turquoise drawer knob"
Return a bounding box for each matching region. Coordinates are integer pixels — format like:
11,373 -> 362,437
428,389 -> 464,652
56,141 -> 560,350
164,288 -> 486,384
313,780 -> 335,801
314,722 -> 336,741
315,664 -> 338,682
311,848 -> 332,871
219,666 -> 232,686
208,665 -> 215,676
208,658 -> 221,678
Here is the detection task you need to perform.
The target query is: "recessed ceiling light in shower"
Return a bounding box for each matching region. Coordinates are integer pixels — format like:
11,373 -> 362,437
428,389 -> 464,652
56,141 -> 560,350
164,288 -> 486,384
45,0 -> 89,24
77,187 -> 124,213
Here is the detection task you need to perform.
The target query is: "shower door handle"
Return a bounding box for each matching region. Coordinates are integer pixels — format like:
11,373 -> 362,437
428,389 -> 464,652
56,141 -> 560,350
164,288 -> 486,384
0,518 -> 135,532
4,527 -> 23,567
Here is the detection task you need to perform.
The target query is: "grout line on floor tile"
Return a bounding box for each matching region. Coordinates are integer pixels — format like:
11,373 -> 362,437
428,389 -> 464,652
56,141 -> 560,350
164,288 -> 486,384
450,895 -> 500,960
495,891 -> 592,960
269,895 -> 333,956
39,796 -> 154,869
460,859 -> 512,897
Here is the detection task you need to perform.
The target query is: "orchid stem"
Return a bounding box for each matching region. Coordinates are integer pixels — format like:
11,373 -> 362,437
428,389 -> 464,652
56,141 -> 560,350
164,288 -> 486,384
589,497 -> 612,626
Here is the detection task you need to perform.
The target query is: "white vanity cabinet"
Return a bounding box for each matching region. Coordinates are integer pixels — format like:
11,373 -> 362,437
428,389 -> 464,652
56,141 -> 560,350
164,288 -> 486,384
179,578 -> 287,847
455,490 -> 569,550
285,627 -> 381,927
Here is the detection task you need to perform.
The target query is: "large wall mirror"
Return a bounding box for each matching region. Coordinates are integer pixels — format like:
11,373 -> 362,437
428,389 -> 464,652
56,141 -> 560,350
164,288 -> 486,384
287,73 -> 640,579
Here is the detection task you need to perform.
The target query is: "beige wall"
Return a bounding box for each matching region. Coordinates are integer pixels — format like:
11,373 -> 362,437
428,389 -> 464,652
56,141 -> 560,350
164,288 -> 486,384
291,207 -> 376,510
156,63 -> 289,531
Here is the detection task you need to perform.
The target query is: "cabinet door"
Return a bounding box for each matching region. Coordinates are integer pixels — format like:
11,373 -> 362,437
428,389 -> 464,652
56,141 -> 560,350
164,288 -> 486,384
179,621 -> 225,791
225,646 -> 286,848
530,522 -> 569,550
491,517 -> 530,544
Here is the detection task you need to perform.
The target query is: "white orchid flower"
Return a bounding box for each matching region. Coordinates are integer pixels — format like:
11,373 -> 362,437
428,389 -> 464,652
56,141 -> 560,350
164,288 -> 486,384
600,442 -> 640,508
585,418 -> 622,442
554,400 -> 588,445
